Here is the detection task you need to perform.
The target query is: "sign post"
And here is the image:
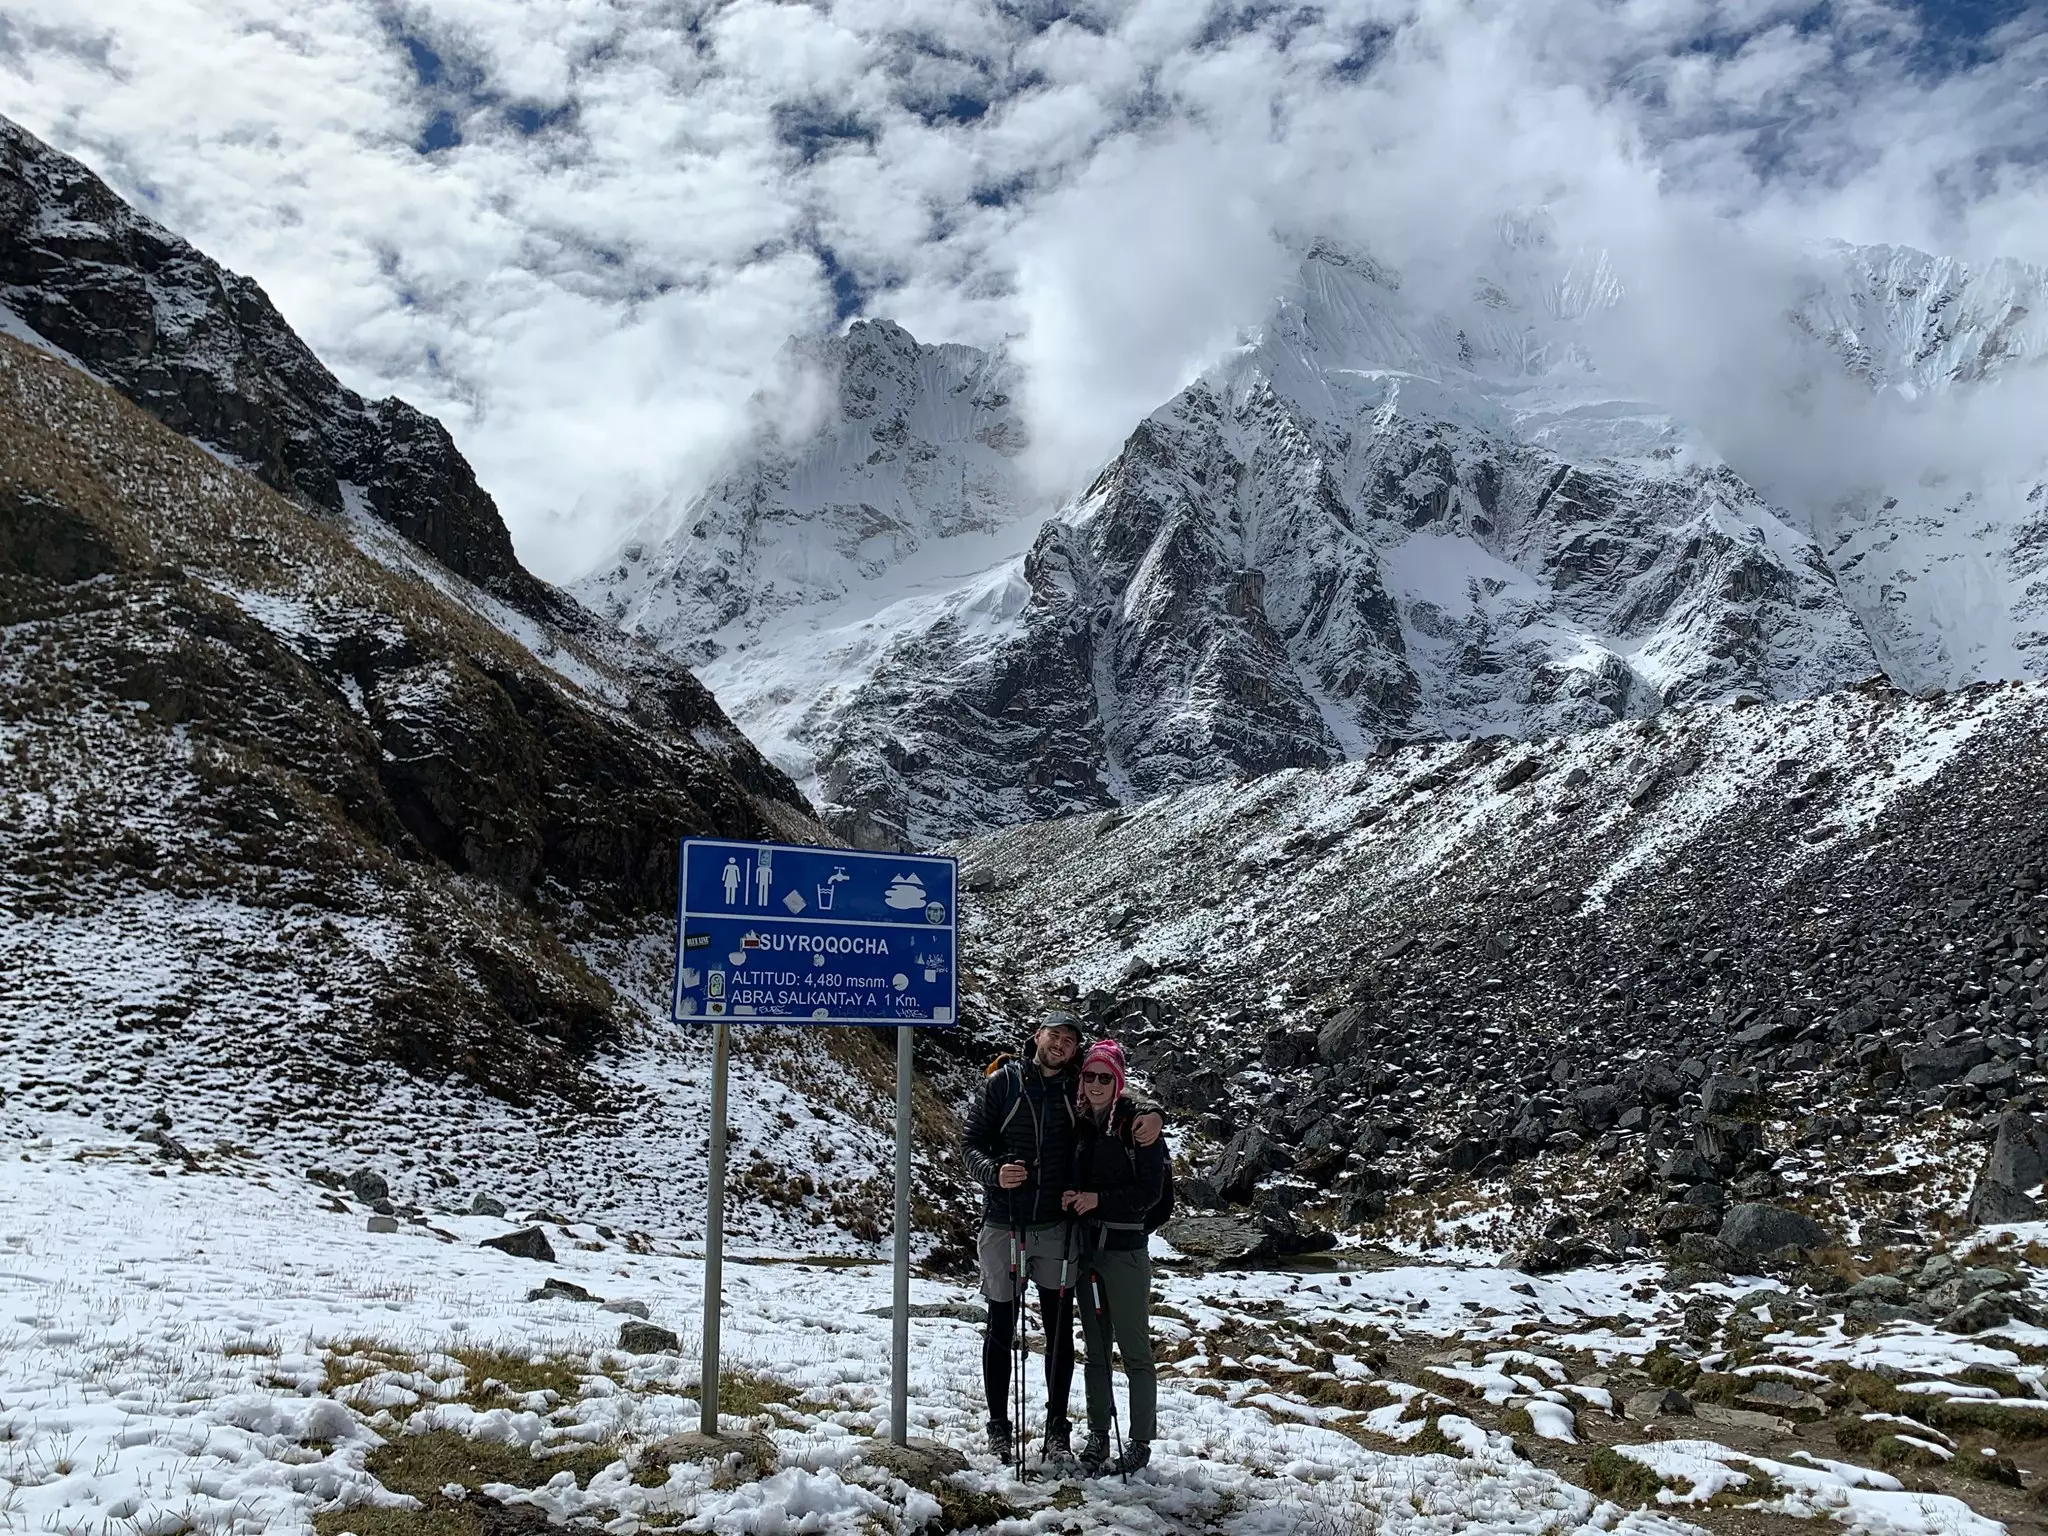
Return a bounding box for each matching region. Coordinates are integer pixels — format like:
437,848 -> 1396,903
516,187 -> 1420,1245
699,1019 -> 728,1436
891,1023 -> 912,1442
674,838 -> 958,1447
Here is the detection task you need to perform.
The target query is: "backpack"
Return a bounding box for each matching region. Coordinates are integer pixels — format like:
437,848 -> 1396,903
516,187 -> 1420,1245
1116,1103 -> 1176,1233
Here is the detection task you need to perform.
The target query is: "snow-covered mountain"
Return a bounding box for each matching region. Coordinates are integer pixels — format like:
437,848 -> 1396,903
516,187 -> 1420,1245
578,319 -> 1031,666
1787,243 -> 2048,690
583,218 -> 2048,847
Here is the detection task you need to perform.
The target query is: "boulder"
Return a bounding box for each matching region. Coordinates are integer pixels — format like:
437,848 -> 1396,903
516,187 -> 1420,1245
1699,1076 -> 1764,1116
1967,1114 -> 2048,1224
470,1193 -> 508,1218
1659,1151 -> 1716,1187
1843,1274 -> 1909,1303
618,1321 -> 682,1354
1718,1204 -> 1826,1258
1261,1028 -> 1318,1072
366,1214 -> 399,1234
1316,1007 -> 1371,1064
1915,1252 -> 1961,1289
480,1226 -> 557,1263
1157,1214 -> 1273,1263
1672,1234 -> 1737,1270
528,1278 -> 599,1304
1902,1041 -> 1991,1088
1573,1085 -> 1632,1129
1626,1388 -> 1694,1420
1508,1238 -> 1605,1275
1656,1203 -> 1721,1238
346,1168 -> 389,1205
602,1299 -> 652,1319
1733,1379 -> 1827,1421
1211,1127 -> 1281,1204
1940,1292 -> 2016,1334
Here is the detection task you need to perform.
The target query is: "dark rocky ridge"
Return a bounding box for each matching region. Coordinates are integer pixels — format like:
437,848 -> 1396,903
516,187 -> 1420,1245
0,329 -> 815,1111
954,678 -> 2048,1259
0,114 -> 550,619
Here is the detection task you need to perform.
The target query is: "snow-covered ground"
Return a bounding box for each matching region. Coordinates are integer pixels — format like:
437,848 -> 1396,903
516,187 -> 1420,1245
4,1125 -> 2037,1534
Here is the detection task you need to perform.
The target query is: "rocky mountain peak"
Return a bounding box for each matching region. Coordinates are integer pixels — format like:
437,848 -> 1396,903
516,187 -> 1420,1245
0,114 -> 556,619
573,316 -> 1033,677
1796,241 -> 2048,393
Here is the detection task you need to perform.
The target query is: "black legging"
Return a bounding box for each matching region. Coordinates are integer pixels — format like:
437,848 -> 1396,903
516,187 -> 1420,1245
983,1284 -> 1076,1430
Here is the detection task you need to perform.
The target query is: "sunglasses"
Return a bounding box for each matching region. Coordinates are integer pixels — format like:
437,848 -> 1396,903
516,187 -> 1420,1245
1079,1070 -> 1116,1085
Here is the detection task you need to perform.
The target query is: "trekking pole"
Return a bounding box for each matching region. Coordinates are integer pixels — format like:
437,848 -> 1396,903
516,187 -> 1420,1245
1012,1224 -> 1028,1480
1090,1266 -> 1127,1482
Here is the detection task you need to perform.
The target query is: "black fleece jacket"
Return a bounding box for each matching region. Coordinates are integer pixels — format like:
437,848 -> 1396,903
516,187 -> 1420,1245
1069,1099 -> 1169,1252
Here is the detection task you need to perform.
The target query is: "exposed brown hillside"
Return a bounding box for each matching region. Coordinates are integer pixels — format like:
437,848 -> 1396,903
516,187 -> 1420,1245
0,334 -> 863,1222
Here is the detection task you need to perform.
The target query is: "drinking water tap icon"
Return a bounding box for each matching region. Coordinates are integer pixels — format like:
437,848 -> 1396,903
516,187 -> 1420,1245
816,866 -> 849,910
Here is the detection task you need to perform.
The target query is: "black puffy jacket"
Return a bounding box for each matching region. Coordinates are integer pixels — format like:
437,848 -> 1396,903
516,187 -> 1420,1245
961,1055 -> 1078,1227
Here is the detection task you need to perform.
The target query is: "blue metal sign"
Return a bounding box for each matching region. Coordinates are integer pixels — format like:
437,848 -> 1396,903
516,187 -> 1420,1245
672,839 -> 959,1026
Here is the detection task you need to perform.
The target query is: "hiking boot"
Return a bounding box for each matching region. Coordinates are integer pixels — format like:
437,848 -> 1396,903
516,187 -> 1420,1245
1041,1420 -> 1074,1463
1078,1431 -> 1111,1472
1114,1440 -> 1152,1475
986,1420 -> 1014,1461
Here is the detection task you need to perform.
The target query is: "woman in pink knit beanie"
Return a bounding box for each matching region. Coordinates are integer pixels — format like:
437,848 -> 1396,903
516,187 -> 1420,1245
1062,1037 -> 1167,1474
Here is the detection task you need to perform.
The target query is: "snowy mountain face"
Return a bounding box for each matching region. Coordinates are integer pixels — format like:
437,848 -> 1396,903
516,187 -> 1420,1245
576,318 -> 1031,659
1787,243 -> 2048,691
599,230 -> 1914,848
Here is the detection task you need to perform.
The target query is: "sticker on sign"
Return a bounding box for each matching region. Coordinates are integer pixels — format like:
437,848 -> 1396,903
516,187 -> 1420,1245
672,839 -> 959,1027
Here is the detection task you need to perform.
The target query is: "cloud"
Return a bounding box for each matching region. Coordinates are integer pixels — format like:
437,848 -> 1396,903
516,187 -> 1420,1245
0,0 -> 2042,579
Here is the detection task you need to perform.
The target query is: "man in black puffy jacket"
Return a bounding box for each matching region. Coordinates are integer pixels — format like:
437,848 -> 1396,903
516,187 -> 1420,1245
961,1010 -> 1162,1463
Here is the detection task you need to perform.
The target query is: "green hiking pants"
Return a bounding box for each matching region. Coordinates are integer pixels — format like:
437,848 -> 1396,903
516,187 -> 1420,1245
1079,1245 -> 1156,1442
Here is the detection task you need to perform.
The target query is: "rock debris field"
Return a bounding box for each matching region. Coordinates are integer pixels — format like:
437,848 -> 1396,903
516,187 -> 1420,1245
7,1122 -> 2048,1534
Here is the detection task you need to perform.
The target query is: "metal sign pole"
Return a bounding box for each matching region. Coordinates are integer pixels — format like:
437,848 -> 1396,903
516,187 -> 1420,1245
700,1019 -> 728,1437
890,1023 -> 913,1445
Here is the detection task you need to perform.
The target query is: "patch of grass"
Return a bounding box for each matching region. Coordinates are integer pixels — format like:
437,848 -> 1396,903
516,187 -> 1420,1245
1926,1399 -> 2048,1441
451,1345 -> 584,1406
1586,1446 -> 1676,1504
223,1335 -> 282,1358
1689,1373 -> 1745,1405
1302,1378 -> 1397,1411
365,1429 -> 616,1502
1499,1405 -> 1537,1436
1968,1448 -> 2025,1488
1643,1346 -> 1699,1391
1707,1463 -> 1784,1505
1838,1370 -> 1919,1419
314,1506 -> 479,1536
1957,1365 -> 2028,1398
931,1482 -> 1024,1530
685,1368 -> 804,1418
320,1341 -> 420,1396
1834,1416 -> 1878,1454
1404,1418 -> 1466,1458
1419,1366 -> 1484,1400
1871,1434 -> 1949,1471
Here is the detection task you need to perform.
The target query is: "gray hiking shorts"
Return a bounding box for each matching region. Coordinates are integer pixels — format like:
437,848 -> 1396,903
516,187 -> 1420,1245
977,1222 -> 1071,1302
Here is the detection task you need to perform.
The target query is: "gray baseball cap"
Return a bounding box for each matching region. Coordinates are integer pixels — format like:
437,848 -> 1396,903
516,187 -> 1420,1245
1037,1010 -> 1084,1041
